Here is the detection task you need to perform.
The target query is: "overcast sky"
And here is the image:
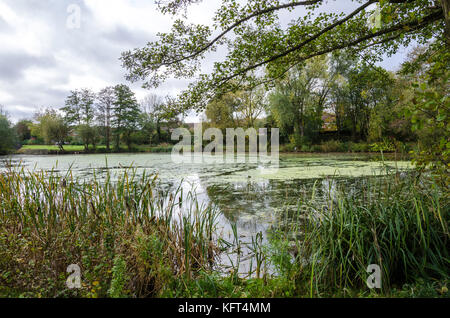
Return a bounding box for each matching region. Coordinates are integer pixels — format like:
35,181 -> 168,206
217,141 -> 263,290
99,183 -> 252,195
0,0 -> 413,123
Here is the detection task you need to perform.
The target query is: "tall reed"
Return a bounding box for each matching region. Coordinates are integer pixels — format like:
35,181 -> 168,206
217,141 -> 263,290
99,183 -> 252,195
0,164 -> 219,297
291,174 -> 449,296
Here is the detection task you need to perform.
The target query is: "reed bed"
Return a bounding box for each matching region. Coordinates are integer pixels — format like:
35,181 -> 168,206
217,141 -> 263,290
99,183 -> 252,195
278,174 -> 450,296
0,165 -> 219,297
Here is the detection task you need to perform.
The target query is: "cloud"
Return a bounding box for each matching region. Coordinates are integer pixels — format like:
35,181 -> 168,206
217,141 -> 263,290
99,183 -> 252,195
0,0 -> 412,123
0,53 -> 56,81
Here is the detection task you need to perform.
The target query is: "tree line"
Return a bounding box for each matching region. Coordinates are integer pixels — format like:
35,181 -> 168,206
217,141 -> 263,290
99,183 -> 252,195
0,85 -> 183,154
203,46 -> 442,155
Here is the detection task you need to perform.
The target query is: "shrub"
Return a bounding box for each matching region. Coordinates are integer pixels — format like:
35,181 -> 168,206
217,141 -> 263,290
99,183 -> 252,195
319,140 -> 343,152
300,144 -> 311,152
348,142 -> 370,152
370,139 -> 397,152
108,256 -> 128,298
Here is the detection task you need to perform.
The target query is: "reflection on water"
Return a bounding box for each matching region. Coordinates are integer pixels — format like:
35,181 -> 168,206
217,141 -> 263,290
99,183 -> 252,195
1,153 -> 413,275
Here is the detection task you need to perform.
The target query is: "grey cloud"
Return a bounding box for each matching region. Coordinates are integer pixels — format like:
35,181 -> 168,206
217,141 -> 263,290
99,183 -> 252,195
102,26 -> 153,47
0,16 -> 11,32
0,53 -> 56,82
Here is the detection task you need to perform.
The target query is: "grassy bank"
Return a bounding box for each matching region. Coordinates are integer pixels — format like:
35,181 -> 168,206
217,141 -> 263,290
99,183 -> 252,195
279,139 -> 415,155
15,139 -> 414,156
16,144 -> 174,155
0,165 -> 448,298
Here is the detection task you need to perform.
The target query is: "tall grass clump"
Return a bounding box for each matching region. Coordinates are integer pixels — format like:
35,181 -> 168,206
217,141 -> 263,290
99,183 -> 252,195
293,174 -> 449,296
0,164 -> 219,297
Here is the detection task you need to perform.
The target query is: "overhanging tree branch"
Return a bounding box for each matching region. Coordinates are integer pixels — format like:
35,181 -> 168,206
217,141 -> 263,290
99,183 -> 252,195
161,1 -> 322,67
218,8 -> 443,85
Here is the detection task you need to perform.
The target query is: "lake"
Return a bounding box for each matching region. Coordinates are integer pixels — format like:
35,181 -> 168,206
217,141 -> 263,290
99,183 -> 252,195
1,152 -> 413,274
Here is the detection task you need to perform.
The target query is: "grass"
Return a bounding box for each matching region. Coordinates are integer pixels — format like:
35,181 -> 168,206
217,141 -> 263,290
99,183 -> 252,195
0,163 -> 448,298
280,174 -> 449,297
0,165 -> 218,297
19,141 -> 410,155
18,144 -> 174,154
21,145 -> 91,151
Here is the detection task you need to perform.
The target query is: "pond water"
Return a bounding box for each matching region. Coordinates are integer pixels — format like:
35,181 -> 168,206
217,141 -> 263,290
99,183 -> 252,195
1,152 -> 413,274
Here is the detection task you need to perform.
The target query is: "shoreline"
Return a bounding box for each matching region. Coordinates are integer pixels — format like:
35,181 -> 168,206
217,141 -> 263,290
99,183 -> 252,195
12,147 -> 412,159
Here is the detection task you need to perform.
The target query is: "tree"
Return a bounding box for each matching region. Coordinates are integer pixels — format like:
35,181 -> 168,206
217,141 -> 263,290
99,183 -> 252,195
62,89 -> 97,151
122,0 -> 448,112
269,57 -> 328,146
400,42 -> 449,182
0,114 -> 17,155
140,94 -> 167,145
205,92 -> 241,130
34,109 -> 69,151
62,90 -> 82,126
97,87 -> 115,151
344,64 -> 394,141
112,85 -> 141,151
14,120 -> 32,143
235,87 -> 266,128
328,52 -> 359,136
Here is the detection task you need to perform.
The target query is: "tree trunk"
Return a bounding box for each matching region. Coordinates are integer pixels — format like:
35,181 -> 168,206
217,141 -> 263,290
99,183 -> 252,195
106,106 -> 111,151
299,102 -> 305,140
126,131 -> 132,152
115,133 -> 120,151
156,120 -> 161,144
352,112 -> 358,142
106,127 -> 110,151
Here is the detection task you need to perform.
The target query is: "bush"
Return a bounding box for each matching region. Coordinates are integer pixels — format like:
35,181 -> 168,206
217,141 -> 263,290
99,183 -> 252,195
300,144 -> 311,152
370,139 -> 397,152
348,142 -> 370,152
319,140 -> 344,152
27,138 -> 45,145
280,143 -> 297,152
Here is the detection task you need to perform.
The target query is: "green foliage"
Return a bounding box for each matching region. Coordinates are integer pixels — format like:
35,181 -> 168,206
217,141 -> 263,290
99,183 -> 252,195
33,109 -> 69,151
63,89 -> 97,150
14,120 -> 32,143
205,92 -> 240,130
0,115 -> 17,154
113,84 -> 141,151
269,57 -> 328,147
140,94 -> 173,145
108,256 -> 128,298
319,140 -> 345,153
402,44 -> 449,182
369,139 -> 397,152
